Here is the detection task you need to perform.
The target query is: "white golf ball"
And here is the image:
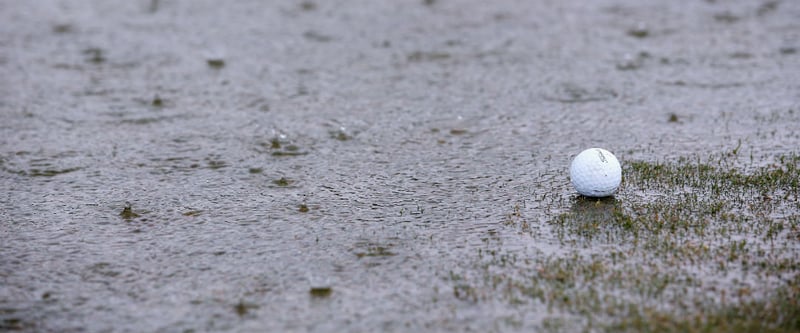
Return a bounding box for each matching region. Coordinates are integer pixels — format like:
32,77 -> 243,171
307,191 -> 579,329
570,148 -> 621,197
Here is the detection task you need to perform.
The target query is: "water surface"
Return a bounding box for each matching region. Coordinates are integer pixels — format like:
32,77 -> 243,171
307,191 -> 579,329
1,0 -> 799,332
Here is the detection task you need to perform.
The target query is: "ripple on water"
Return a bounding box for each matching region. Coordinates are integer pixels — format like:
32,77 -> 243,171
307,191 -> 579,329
0,151 -> 83,179
2,0 -> 799,331
543,82 -> 618,104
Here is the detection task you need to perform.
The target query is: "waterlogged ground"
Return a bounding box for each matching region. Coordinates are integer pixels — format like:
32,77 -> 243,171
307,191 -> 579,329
1,0 -> 799,332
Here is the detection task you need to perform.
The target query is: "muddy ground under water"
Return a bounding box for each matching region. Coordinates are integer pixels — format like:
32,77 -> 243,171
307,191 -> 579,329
1,0 -> 799,332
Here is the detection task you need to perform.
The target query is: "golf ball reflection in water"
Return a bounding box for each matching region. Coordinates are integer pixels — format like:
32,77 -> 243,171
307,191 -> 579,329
570,148 -> 622,197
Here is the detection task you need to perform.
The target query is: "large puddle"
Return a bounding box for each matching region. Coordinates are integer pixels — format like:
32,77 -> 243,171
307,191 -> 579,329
2,0 -> 798,331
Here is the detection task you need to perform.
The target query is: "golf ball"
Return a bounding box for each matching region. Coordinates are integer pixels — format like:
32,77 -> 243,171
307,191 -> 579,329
570,148 -> 621,197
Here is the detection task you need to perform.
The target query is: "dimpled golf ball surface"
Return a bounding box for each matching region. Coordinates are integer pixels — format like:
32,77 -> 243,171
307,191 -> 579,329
570,148 -> 622,197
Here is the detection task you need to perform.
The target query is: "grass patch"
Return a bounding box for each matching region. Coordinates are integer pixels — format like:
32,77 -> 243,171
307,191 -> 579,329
607,283 -> 800,333
451,152 -> 800,332
628,154 -> 799,197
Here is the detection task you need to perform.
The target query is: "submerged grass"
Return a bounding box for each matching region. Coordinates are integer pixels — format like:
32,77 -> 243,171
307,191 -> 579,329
455,152 -> 800,332
606,275 -> 800,333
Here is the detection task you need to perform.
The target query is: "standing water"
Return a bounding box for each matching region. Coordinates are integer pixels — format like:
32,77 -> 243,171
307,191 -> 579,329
2,0 -> 799,332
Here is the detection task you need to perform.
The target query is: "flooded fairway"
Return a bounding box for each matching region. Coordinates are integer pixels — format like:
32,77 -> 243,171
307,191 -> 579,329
1,0 -> 799,332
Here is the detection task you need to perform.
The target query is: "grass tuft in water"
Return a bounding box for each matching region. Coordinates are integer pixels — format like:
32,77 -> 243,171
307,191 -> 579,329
310,286 -> 333,297
207,59 -> 225,68
83,47 -> 105,63
151,95 -> 164,107
668,113 -> 679,122
331,129 -> 352,141
182,210 -> 202,217
298,204 -> 309,213
273,177 -> 293,187
120,202 -> 140,220
233,300 -> 258,317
